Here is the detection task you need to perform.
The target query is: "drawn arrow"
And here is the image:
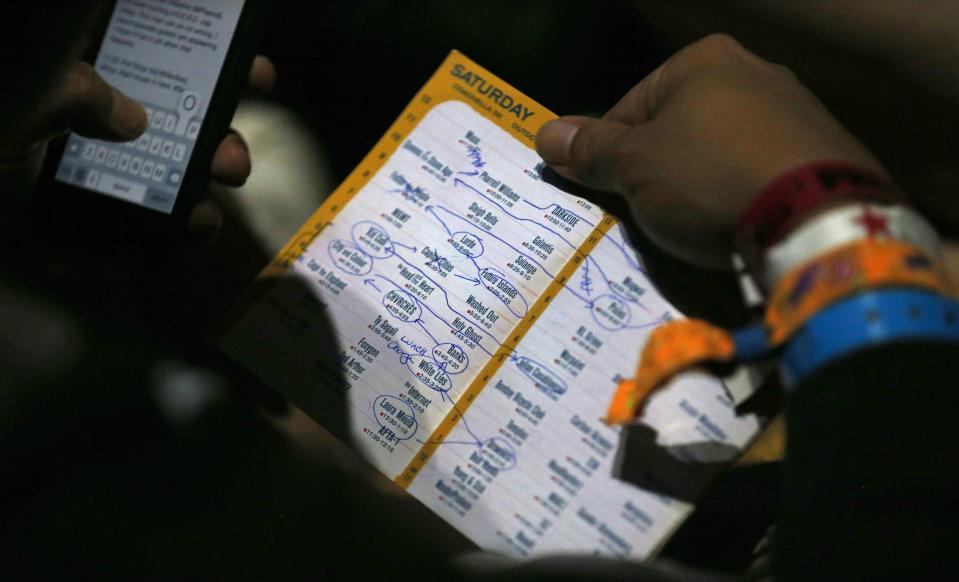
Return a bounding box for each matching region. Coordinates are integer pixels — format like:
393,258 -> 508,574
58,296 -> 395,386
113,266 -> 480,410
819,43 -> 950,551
364,278 -> 381,292
392,241 -> 418,253
454,274 -> 481,286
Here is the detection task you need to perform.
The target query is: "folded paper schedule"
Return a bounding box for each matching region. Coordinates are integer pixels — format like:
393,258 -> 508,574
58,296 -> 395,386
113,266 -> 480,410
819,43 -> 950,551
218,51 -> 760,559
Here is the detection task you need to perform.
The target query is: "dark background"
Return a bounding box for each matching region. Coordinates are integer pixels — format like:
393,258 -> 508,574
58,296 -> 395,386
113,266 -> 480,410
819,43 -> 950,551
258,0 -> 959,237
4,1 -> 957,578
260,0 -> 666,181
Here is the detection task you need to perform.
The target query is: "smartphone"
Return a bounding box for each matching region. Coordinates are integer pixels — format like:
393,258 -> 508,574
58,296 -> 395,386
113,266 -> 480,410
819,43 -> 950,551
34,0 -> 268,248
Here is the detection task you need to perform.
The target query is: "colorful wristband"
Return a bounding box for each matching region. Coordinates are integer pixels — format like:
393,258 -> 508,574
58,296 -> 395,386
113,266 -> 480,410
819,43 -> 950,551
763,203 -> 940,289
738,161 -> 905,253
765,239 -> 949,344
605,320 -> 735,425
781,289 -> 959,388
606,239 -> 953,425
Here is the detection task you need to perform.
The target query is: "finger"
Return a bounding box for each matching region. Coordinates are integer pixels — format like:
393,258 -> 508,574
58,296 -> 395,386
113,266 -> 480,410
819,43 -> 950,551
602,65 -> 666,125
247,55 -> 277,96
535,115 -> 637,193
211,130 -> 251,187
45,62 -> 148,142
187,198 -> 224,240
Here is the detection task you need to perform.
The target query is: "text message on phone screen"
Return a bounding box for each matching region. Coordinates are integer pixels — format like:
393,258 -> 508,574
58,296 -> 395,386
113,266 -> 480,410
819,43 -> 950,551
55,0 -> 245,213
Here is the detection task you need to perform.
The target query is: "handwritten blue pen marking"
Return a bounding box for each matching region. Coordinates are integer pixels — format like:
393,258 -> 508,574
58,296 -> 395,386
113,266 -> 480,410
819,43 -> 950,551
327,239 -> 374,276
376,274 -> 468,374
508,353 -> 567,397
389,251 -> 508,346
449,231 -> 485,258
387,339 -> 415,366
464,144 -> 486,170
374,273 -> 497,358
583,255 -> 652,311
599,230 -> 647,275
522,199 -> 596,227
400,335 -> 431,357
447,144 -> 578,252
522,198 -> 648,276
339,193 -> 658,333
330,217 -> 507,353
387,153 -> 649,306
476,267 -> 529,318
585,254 -> 659,319
453,177 -> 578,250
350,219 -> 419,258
587,292 -> 667,331
425,250 -> 448,268
346,178 -> 657,392
406,353 -> 453,398
579,256 -> 594,296
360,145 -> 673,482
333,211 -> 508,344
415,398 -> 518,471
372,395 -> 419,442
431,342 -> 470,376
426,204 -> 556,279
388,181 -> 427,202
392,241 -> 418,253
346,143 -> 672,464
350,220 -> 396,259
623,320 -> 663,331
414,207 -> 530,317
425,203 -> 656,327
381,288 -> 421,322
424,196 -> 612,310
416,319 -> 439,344
452,401 -> 482,446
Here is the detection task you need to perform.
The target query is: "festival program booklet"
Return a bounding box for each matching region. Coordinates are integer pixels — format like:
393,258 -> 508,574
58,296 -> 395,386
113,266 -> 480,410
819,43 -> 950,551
218,51 -> 760,559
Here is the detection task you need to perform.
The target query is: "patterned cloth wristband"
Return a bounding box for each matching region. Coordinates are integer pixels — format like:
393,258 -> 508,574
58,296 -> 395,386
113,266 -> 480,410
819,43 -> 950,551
764,239 -> 949,344
738,161 -> 905,258
763,203 -> 940,289
606,239 -> 953,425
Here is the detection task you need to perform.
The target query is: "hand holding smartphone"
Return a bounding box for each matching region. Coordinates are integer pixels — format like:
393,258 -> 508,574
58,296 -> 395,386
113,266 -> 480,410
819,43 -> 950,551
35,0 -> 268,247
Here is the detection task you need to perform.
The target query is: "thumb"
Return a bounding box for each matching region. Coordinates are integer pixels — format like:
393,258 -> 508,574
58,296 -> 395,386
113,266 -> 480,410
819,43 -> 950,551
535,115 -> 636,193
40,62 -> 148,142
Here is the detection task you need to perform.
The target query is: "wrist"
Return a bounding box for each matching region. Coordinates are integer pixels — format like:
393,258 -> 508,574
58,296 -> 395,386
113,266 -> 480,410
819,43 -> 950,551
736,160 -> 905,276
780,289 -> 959,388
762,202 -> 940,289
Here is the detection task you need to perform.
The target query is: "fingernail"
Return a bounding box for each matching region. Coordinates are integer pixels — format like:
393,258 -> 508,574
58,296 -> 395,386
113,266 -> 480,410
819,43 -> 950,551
536,119 -> 580,164
110,90 -> 148,137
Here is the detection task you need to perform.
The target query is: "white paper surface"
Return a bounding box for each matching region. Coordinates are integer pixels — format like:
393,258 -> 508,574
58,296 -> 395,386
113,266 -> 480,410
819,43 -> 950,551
220,100 -> 759,559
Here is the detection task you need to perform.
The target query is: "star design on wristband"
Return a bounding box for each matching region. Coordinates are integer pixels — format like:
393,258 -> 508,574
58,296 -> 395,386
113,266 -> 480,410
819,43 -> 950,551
854,206 -> 891,238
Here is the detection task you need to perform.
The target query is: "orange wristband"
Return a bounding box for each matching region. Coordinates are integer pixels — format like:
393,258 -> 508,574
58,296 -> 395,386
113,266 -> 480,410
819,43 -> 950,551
606,239 -> 952,426
765,239 -> 950,344
605,320 -> 735,424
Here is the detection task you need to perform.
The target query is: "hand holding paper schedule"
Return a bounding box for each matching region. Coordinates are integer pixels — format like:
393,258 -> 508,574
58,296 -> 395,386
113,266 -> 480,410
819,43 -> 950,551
218,51 -> 760,559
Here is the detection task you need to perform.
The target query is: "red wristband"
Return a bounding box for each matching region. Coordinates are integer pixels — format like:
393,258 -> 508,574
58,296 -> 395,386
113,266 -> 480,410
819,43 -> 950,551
737,161 -> 905,252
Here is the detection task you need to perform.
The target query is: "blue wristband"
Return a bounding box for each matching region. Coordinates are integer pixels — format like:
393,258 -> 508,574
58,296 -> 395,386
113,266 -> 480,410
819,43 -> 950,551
781,289 -> 959,389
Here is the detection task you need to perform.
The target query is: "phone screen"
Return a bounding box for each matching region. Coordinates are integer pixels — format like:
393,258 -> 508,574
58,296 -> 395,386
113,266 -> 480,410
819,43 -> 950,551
54,0 -> 245,214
